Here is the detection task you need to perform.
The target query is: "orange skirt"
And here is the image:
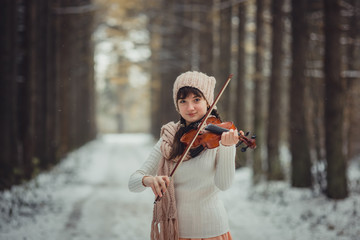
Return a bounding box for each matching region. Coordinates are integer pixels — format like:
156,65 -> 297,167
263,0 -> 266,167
179,232 -> 232,240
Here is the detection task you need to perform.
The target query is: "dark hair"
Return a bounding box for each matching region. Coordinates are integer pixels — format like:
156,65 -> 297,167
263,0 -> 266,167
176,87 -> 204,106
169,87 -> 221,160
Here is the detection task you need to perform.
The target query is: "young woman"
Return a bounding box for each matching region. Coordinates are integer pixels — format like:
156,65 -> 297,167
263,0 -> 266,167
128,71 -> 239,240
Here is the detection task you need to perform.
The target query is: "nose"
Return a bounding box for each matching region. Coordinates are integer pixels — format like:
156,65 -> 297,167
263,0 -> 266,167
187,102 -> 195,111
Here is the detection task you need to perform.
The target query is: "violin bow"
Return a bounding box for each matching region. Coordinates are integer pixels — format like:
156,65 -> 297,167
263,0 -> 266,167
154,74 -> 233,204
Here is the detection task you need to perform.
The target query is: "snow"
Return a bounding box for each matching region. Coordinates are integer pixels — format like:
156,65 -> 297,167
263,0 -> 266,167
0,134 -> 359,240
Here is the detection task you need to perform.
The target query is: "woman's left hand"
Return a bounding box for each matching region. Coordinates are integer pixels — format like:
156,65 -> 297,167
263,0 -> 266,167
221,129 -> 243,146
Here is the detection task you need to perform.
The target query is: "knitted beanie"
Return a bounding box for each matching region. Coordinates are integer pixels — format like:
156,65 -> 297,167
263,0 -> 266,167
173,71 -> 216,112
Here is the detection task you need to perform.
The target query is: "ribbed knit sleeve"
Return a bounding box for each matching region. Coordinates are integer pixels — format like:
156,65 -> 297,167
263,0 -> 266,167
214,142 -> 236,190
128,139 -> 162,192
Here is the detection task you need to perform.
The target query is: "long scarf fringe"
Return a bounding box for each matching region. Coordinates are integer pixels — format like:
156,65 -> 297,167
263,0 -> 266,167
151,218 -> 179,240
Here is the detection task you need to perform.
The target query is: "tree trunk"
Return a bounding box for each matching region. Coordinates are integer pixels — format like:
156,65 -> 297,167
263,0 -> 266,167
267,0 -> 285,181
216,0 -> 232,119
323,0 -> 348,199
180,0 -> 193,71
147,0 -> 163,137
54,0 -> 96,157
290,0 -> 312,187
198,0 -> 214,75
252,0 -> 266,184
306,1 -> 326,192
235,2 -> 247,168
0,0 -> 19,189
159,0 -> 190,126
344,0 -> 360,160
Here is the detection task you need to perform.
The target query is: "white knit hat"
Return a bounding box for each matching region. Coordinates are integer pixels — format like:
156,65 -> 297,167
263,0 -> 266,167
173,71 -> 216,112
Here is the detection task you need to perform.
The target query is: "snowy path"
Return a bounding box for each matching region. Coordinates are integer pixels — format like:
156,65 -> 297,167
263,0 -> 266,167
53,134 -> 155,240
0,134 -> 359,240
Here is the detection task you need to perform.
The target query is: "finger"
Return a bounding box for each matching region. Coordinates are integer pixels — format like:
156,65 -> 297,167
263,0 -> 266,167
233,130 -> 239,143
234,131 -> 239,141
162,176 -> 170,187
157,177 -> 168,195
227,130 -> 234,142
151,186 -> 158,197
221,132 -> 226,144
159,179 -> 167,194
221,132 -> 230,145
223,130 -> 237,145
223,131 -> 228,137
154,180 -> 163,197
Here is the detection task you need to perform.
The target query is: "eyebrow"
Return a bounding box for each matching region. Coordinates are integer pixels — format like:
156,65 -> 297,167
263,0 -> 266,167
179,95 -> 201,100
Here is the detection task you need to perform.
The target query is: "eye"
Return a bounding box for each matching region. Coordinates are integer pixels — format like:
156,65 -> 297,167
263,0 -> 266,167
178,99 -> 185,104
194,98 -> 201,102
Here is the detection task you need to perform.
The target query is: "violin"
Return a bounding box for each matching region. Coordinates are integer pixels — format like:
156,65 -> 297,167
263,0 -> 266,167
180,117 -> 257,152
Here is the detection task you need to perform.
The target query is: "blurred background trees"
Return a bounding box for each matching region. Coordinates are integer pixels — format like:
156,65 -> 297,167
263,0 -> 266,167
0,0 -> 96,190
1,0 -> 359,200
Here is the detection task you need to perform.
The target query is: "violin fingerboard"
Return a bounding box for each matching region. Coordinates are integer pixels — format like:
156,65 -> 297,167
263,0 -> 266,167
205,124 -> 229,135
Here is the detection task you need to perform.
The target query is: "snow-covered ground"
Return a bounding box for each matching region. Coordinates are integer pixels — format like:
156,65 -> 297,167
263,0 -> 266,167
0,134 -> 359,240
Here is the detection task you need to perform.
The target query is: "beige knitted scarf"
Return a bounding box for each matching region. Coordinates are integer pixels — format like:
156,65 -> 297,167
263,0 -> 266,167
150,121 -> 191,240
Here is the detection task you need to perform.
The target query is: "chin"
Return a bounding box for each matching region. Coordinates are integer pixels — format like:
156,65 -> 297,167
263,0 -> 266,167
187,117 -> 200,123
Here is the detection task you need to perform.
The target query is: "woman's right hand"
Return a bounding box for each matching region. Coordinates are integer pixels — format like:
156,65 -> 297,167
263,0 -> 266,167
142,176 -> 170,198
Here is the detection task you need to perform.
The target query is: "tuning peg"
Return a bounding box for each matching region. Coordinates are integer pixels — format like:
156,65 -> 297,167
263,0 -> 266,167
241,146 -> 248,152
245,131 -> 250,136
251,134 -> 256,139
236,141 -> 243,148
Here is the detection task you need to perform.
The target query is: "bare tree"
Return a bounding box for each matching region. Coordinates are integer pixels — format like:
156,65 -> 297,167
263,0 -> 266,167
290,0 -> 312,187
323,0 -> 348,199
158,0 -> 191,126
234,1 -> 248,168
147,0 -> 165,137
306,1 -> 326,192
0,0 -> 19,189
197,0 -> 214,75
344,0 -> 360,160
216,0 -> 232,119
252,0 -> 266,184
266,0 -> 285,180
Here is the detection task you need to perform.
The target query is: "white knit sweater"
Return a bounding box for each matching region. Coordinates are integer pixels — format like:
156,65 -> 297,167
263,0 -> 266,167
128,138 -> 236,238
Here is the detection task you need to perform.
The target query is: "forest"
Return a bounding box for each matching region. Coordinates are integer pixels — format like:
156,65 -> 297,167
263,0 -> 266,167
140,0 -> 360,200
0,0 -> 359,203
0,0 -> 97,191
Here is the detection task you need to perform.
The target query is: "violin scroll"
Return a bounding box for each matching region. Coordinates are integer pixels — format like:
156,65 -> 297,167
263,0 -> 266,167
237,131 -> 257,152
206,123 -> 257,152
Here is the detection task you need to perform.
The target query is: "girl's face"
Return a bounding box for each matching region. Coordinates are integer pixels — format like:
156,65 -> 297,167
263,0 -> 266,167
177,93 -> 208,126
